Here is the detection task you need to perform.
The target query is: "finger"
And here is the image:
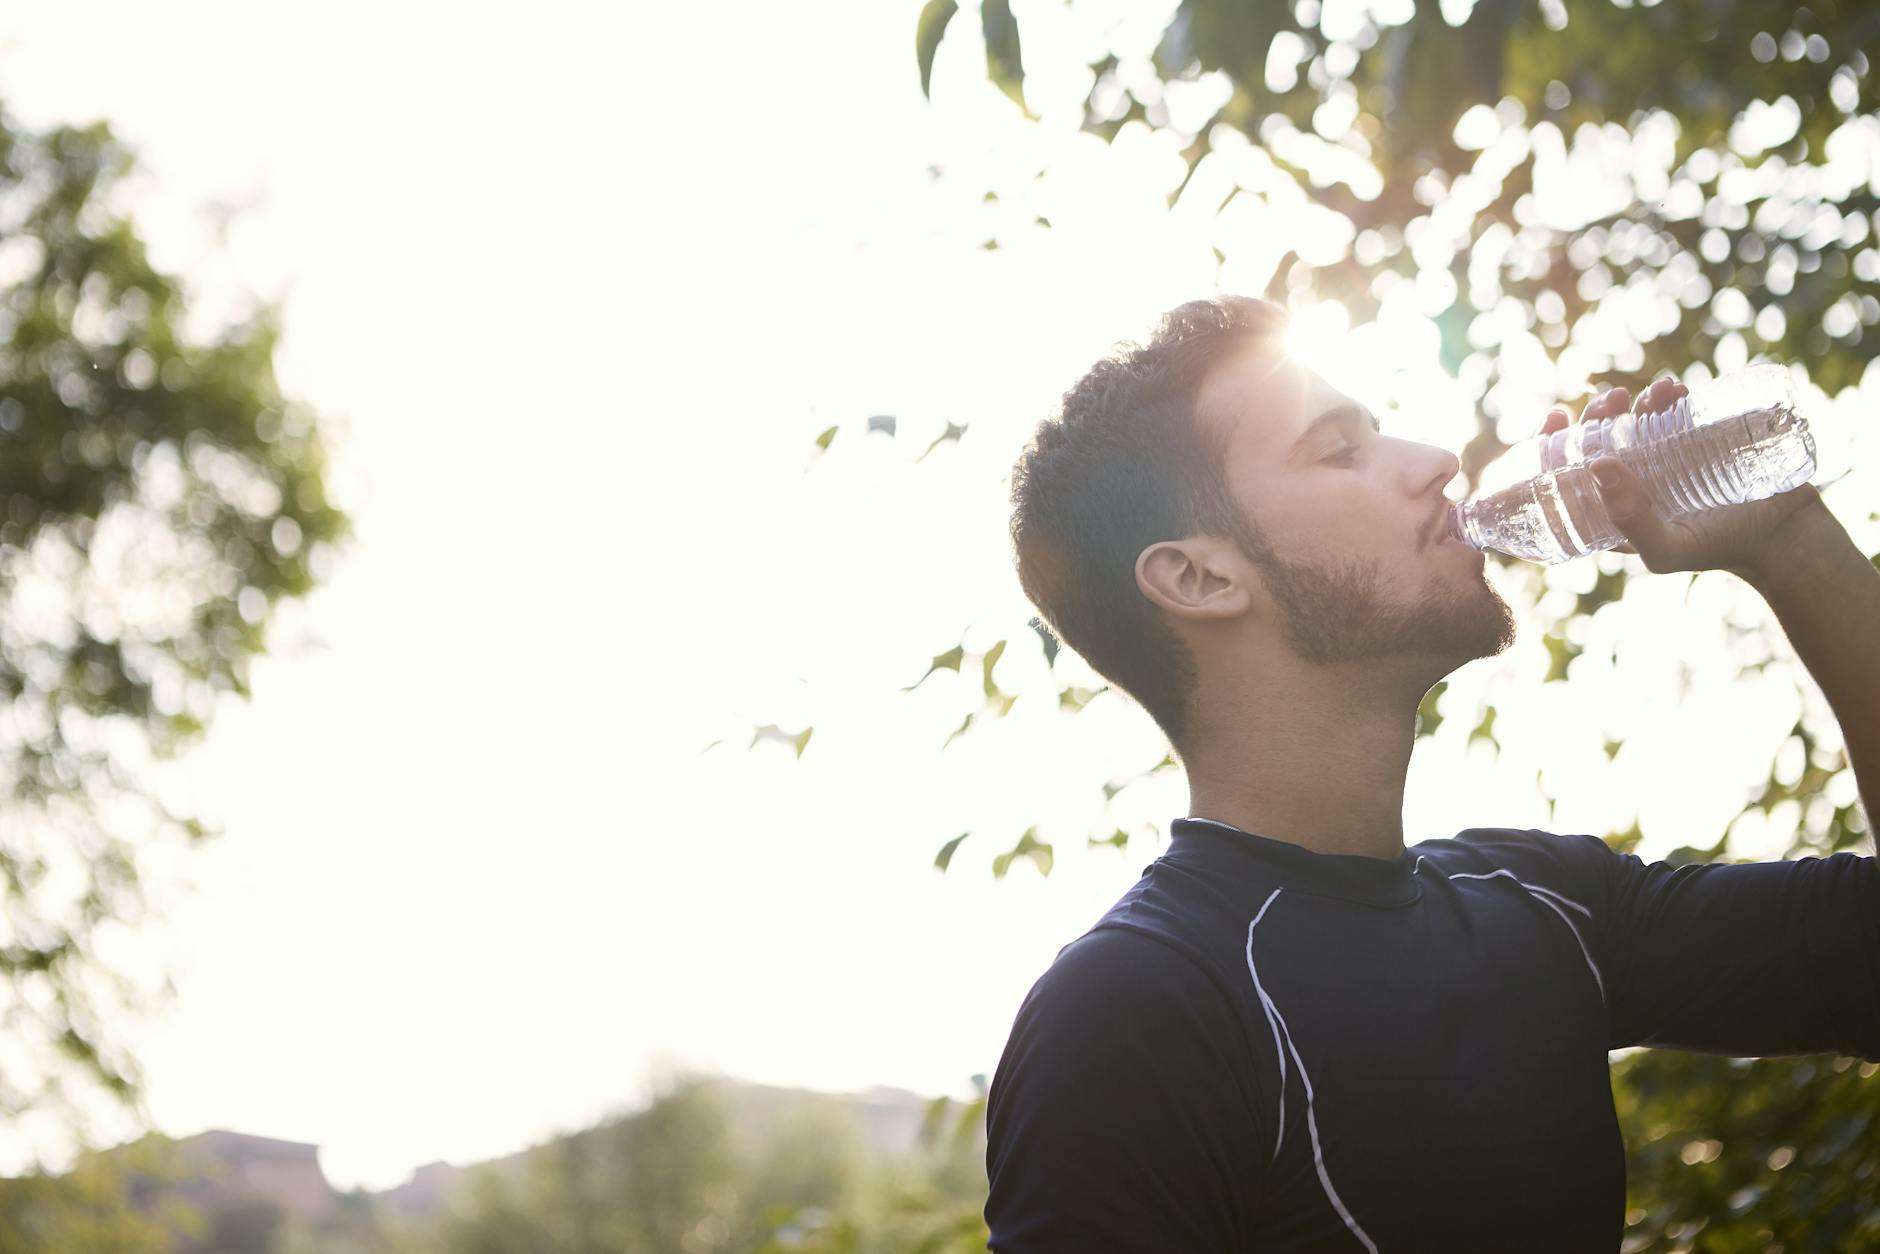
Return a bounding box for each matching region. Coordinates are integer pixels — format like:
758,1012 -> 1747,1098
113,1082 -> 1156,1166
1538,406 -> 1572,470
1580,386 -> 1631,424
1590,456 -> 1667,556
1635,376 -> 1685,415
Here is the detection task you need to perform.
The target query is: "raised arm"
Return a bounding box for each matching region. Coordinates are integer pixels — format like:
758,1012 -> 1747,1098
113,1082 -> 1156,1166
1565,431 -> 1880,1059
1575,374 -> 1875,831
1734,501 -> 1880,836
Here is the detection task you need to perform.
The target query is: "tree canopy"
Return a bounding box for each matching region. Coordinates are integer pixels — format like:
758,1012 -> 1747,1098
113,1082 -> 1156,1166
0,99 -> 352,1137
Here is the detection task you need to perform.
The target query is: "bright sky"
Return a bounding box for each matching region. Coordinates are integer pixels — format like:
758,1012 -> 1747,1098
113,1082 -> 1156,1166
1,0 -> 1875,1192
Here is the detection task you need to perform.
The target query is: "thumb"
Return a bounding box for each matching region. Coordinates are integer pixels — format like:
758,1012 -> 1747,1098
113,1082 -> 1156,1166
1590,456 -> 1662,547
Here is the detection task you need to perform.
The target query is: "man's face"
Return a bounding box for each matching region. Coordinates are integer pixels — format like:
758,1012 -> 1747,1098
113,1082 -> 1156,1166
1196,344 -> 1515,667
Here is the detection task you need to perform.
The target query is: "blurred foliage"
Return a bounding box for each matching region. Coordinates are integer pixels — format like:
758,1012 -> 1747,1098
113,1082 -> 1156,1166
895,0 -> 1880,1244
1611,1052 -> 1880,1250
399,1076 -> 989,1254
0,96 -> 352,1132
0,1133 -> 397,1254
0,1138 -> 199,1253
0,1079 -> 991,1253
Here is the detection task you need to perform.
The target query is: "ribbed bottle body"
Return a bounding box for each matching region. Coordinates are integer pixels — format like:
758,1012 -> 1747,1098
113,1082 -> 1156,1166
1451,365 -> 1817,564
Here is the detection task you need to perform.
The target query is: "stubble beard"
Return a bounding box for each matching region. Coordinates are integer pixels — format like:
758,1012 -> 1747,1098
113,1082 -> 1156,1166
1238,527 -> 1516,667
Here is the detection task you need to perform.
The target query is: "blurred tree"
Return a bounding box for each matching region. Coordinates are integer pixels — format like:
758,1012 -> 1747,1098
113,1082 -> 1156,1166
0,1081 -> 991,1253
176,1191 -> 285,1254
0,98 -> 351,1135
421,1078 -> 743,1253
0,1137 -> 202,1253
889,0 -> 1880,1245
408,1076 -> 987,1254
0,1132 -> 384,1254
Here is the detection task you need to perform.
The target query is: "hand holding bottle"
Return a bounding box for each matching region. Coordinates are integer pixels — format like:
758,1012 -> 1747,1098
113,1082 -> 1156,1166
1539,376 -> 1826,579
1450,364 -> 1822,565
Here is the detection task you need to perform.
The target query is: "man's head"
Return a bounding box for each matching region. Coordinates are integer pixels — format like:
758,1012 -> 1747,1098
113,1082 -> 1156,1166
1008,295 -> 1514,758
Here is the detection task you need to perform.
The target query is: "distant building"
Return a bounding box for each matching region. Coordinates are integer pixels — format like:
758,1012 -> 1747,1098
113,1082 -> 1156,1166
169,1130 -> 337,1221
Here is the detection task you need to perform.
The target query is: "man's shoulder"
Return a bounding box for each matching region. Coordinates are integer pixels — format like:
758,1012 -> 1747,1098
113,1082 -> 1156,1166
1030,924 -> 1224,1013
1006,923 -> 1250,1060
991,922 -> 1276,1144
1411,825 -> 1620,887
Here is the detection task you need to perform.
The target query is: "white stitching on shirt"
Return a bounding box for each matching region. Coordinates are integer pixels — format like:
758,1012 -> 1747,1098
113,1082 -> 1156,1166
1445,869 -> 1605,1005
1246,889 -> 1380,1253
1516,880 -> 1593,919
1245,890 -> 1288,1163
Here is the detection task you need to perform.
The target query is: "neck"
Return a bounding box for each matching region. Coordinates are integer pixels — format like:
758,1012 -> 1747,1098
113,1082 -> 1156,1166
1181,654 -> 1431,862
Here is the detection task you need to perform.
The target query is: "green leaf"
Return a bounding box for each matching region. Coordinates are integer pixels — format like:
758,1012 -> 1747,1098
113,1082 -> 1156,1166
904,644 -> 966,691
1575,564 -> 1630,617
933,832 -> 970,872
1087,828 -> 1130,852
942,711 -> 975,748
1607,821 -> 1644,856
749,723 -> 814,758
917,420 -> 969,462
813,424 -> 838,451
1469,704 -> 1499,750
916,0 -> 959,99
981,639 -> 1006,699
981,0 -> 1027,115
990,826 -> 1053,879
1540,631 -> 1580,684
1416,680 -> 1448,737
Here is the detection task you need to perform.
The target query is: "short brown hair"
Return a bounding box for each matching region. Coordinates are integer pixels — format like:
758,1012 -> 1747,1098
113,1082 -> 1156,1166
1007,296 -> 1287,758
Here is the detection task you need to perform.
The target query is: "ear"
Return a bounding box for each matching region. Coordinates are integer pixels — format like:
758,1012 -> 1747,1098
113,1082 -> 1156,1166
1135,537 -> 1253,623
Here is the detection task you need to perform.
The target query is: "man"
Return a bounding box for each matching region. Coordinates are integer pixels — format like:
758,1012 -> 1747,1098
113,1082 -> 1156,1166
985,295 -> 1880,1251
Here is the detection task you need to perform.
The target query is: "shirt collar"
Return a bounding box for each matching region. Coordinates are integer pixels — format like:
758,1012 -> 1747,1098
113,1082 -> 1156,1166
1168,816 -> 1422,908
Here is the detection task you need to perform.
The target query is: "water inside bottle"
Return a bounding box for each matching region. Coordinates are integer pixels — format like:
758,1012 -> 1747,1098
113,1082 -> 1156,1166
1456,400 -> 1814,564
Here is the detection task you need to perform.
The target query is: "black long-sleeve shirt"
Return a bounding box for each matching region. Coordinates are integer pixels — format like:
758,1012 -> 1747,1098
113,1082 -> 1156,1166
985,818 -> 1880,1251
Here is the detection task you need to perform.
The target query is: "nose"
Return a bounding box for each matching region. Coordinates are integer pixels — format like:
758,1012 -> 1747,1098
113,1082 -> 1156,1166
1398,437 -> 1462,499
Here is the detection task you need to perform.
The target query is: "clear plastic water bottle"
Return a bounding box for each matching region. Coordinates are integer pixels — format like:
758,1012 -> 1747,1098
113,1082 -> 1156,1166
1447,364 -> 1818,563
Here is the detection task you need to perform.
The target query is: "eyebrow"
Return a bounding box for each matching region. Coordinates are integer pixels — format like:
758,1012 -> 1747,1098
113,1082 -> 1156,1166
1290,402 -> 1381,459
